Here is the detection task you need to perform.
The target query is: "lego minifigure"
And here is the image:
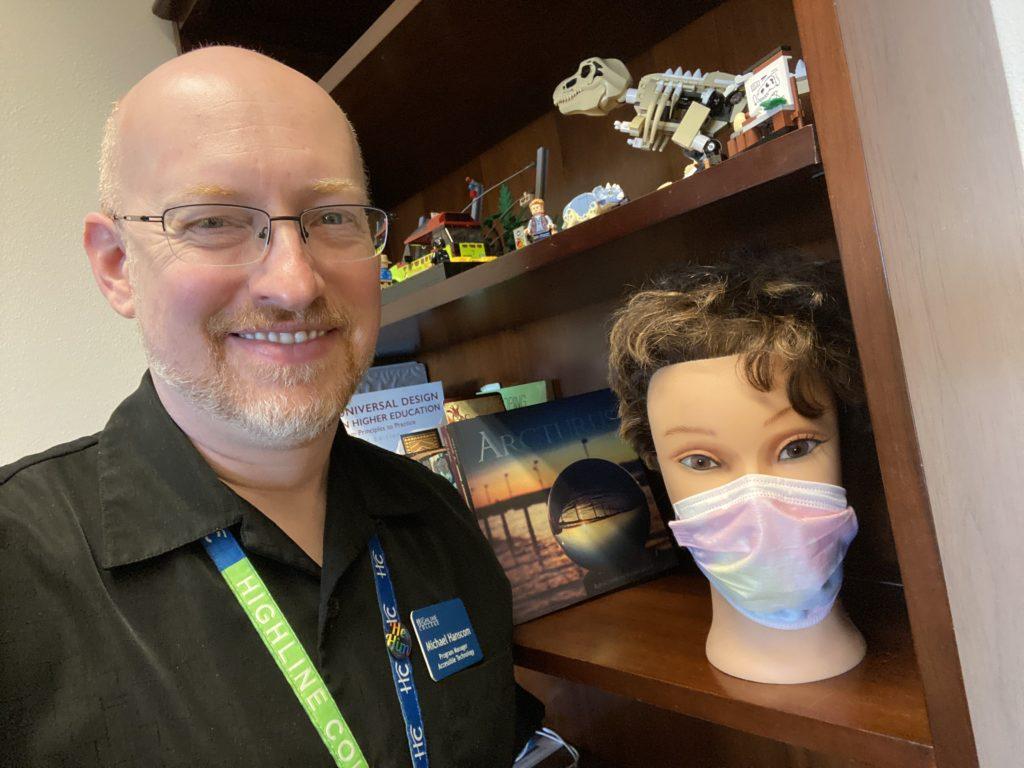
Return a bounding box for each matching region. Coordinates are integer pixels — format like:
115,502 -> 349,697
465,177 -> 484,221
525,198 -> 557,242
379,256 -> 393,287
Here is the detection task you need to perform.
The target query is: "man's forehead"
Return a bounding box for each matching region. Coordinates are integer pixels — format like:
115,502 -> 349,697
116,48 -> 366,206
174,178 -> 366,199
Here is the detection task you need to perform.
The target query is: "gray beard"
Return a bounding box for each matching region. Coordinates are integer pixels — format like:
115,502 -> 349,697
143,334 -> 367,449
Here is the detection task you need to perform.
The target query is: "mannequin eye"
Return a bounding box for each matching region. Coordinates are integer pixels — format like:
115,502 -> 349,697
778,438 -> 823,461
679,454 -> 720,471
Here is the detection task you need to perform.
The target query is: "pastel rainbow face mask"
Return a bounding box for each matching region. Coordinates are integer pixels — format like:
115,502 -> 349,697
669,474 -> 858,630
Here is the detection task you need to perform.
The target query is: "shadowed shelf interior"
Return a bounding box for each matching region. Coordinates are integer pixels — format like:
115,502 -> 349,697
377,125 -> 823,356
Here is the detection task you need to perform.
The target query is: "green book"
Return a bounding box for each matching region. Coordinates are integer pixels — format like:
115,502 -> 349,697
476,380 -> 555,411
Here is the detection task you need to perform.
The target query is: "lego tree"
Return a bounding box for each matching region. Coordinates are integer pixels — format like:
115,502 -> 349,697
482,183 -> 529,253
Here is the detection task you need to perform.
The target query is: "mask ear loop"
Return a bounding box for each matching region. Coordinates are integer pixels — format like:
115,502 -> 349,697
513,727 -> 579,767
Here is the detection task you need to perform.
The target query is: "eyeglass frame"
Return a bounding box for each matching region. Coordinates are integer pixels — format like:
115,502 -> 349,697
111,202 -> 391,267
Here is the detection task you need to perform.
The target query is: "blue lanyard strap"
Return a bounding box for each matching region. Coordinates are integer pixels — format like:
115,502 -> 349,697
368,534 -> 429,768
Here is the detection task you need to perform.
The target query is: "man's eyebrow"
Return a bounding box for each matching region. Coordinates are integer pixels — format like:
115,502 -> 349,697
170,179 -> 367,202
312,177 -> 365,194
663,425 -> 717,437
177,183 -> 239,199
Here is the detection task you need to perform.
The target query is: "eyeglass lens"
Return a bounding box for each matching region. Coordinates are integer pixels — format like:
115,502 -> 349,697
161,205 -> 387,266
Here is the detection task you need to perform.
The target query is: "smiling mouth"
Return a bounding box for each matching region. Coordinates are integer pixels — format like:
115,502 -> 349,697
231,329 -> 332,345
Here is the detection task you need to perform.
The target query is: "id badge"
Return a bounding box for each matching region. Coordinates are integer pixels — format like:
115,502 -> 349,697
409,598 -> 484,682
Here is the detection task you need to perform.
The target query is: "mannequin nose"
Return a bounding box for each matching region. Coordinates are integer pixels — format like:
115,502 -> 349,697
249,220 -> 322,311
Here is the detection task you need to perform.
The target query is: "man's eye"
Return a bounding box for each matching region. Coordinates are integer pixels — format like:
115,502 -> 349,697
317,211 -> 357,226
679,454 -> 720,471
778,438 -> 823,461
184,216 -> 248,231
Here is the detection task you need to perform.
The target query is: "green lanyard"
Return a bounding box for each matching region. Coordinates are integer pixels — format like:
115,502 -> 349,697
202,529 -> 368,768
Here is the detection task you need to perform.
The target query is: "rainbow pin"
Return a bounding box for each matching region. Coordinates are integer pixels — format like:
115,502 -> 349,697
386,619 -> 412,660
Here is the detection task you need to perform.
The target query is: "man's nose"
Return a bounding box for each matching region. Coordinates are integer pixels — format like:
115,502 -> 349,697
248,219 -> 323,311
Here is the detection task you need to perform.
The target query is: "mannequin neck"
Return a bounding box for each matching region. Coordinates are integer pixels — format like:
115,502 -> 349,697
705,587 -> 866,684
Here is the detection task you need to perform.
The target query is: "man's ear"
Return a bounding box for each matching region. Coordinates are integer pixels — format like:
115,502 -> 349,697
84,212 -> 135,319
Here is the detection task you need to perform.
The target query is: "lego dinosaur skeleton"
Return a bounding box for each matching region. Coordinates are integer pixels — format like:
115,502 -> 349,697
554,56 -> 809,166
554,57 -> 746,163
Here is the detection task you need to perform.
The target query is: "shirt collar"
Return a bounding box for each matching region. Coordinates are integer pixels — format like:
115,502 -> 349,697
96,373 -> 243,568
95,372 -> 422,570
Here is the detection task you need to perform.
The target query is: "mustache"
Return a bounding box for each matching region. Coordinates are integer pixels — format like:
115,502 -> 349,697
206,299 -> 352,337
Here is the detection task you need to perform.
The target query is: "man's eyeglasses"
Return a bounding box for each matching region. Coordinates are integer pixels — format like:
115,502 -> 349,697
113,204 -> 389,267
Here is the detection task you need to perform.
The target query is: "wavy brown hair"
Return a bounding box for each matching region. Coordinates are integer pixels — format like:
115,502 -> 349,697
608,256 -> 865,468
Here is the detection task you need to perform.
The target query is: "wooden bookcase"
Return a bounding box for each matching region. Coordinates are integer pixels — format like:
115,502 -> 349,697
362,2 -> 977,766
163,0 -> 981,765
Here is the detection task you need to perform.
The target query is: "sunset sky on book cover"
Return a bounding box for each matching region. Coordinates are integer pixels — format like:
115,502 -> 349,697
446,389 -> 677,624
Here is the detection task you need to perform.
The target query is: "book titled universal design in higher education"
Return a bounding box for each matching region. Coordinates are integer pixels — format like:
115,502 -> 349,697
341,381 -> 445,453
445,389 -> 677,624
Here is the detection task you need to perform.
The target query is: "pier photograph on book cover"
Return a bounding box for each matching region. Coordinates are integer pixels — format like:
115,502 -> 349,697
446,389 -> 677,624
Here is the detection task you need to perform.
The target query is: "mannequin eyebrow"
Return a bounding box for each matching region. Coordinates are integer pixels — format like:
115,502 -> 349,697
763,406 -> 794,427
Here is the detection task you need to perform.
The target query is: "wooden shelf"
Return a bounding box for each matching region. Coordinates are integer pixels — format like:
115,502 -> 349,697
377,125 -> 826,356
329,0 -> 722,208
513,572 -> 931,768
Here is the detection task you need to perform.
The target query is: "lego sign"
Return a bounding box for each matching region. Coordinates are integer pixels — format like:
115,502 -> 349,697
457,242 -> 486,258
744,52 -> 795,117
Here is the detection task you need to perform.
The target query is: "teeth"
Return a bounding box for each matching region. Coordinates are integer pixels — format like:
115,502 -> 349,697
237,329 -> 328,344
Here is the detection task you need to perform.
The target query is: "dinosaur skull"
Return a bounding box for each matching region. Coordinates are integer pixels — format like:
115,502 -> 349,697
553,57 -> 633,116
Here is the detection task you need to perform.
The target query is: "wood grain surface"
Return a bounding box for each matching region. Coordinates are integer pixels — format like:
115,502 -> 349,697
517,667 -> 883,768
825,1 -> 1024,765
514,573 -> 933,768
792,1 -> 981,765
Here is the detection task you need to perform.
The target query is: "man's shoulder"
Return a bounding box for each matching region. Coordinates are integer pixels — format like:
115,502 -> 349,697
0,434 -> 102,581
0,433 -> 101,518
1,433 -> 100,486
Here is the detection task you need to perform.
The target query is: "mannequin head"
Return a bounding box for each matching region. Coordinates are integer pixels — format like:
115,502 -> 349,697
608,257 -> 868,683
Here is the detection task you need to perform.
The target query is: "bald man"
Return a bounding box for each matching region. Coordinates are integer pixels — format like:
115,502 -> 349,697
0,47 -> 541,767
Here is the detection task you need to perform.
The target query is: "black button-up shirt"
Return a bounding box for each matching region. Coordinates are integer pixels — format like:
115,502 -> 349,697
0,374 -> 541,767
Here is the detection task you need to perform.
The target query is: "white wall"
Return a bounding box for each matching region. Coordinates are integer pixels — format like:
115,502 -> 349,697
993,0 -> 1024,174
0,2 -> 176,464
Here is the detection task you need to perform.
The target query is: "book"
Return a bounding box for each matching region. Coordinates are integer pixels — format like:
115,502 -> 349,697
444,393 -> 506,423
341,381 -> 446,452
446,389 -> 677,624
355,361 -> 428,394
476,380 -> 555,410
399,426 -> 467,499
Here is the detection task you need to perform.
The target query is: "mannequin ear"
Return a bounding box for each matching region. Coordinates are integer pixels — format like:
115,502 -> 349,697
83,212 -> 135,319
